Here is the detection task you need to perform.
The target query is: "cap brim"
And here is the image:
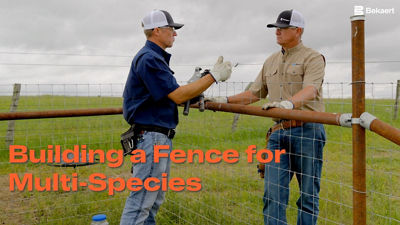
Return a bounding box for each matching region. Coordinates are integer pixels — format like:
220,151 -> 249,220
267,23 -> 291,28
171,23 -> 184,30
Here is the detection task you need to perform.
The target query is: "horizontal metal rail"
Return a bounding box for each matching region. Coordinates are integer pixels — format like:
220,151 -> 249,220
0,107 -> 122,120
0,102 -> 399,146
369,119 -> 400,146
198,102 -> 341,126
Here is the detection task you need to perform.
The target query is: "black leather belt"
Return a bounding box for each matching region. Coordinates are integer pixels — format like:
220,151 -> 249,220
133,124 -> 175,139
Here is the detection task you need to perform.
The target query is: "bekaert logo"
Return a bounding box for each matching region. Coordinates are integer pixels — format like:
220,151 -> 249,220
354,5 -> 395,15
354,6 -> 364,15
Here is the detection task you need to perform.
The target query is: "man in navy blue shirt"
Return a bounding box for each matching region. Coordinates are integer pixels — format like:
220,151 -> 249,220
120,10 -> 232,225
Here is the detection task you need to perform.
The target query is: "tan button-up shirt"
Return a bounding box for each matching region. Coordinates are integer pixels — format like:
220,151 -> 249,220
249,42 -> 325,112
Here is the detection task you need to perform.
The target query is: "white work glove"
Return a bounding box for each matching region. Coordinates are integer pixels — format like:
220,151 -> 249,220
204,96 -> 228,103
210,56 -> 232,83
262,100 -> 294,110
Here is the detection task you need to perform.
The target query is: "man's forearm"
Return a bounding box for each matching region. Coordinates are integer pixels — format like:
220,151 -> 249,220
227,90 -> 260,105
289,85 -> 318,109
168,74 -> 215,104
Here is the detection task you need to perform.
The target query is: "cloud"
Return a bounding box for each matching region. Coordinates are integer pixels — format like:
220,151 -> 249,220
0,0 -> 399,87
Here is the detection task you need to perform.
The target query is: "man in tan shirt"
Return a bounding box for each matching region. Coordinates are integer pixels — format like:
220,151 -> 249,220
208,9 -> 326,225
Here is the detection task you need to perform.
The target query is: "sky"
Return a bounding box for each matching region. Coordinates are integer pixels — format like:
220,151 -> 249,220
0,0 -> 399,98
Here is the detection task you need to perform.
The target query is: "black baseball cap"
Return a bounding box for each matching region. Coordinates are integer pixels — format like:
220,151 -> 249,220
267,9 -> 305,28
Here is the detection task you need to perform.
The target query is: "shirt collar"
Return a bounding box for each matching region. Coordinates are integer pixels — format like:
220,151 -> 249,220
145,40 -> 172,64
281,42 -> 304,55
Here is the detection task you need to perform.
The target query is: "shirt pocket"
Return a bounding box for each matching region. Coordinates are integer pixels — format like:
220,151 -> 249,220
285,64 -> 304,92
286,64 -> 304,76
264,68 -> 279,86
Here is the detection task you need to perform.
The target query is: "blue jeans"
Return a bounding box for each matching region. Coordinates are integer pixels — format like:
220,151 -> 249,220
120,131 -> 172,225
263,123 -> 326,225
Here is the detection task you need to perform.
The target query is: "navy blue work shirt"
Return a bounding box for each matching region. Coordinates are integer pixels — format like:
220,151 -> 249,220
123,40 -> 180,129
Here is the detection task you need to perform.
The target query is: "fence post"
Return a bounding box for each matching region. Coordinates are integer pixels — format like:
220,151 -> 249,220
394,80 -> 400,120
351,15 -> 366,225
5,83 -> 21,147
231,82 -> 253,132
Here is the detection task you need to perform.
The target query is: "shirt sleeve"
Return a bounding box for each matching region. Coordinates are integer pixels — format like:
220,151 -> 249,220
137,55 -> 180,102
249,63 -> 268,99
303,54 -> 325,90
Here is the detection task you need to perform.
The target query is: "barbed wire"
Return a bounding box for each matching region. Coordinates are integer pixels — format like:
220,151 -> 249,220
1,61 -> 400,68
0,51 -> 132,58
1,51 -> 400,64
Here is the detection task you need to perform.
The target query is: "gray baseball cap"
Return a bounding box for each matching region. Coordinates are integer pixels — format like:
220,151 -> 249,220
142,10 -> 184,30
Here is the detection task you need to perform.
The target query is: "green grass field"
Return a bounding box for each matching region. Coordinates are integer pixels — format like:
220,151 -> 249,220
0,95 -> 399,224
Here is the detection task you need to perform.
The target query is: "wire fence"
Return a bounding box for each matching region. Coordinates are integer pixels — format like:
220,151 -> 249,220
0,82 -> 399,225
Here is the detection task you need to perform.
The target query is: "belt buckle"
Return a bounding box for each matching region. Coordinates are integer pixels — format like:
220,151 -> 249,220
280,122 -> 285,131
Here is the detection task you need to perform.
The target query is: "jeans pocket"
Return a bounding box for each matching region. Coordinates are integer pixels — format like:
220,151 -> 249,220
152,132 -> 171,146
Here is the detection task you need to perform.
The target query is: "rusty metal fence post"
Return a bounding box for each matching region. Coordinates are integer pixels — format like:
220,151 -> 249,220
394,80 -> 400,120
351,15 -> 366,225
5,83 -> 21,148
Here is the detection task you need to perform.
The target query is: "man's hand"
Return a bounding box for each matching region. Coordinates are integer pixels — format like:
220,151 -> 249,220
204,96 -> 228,103
210,56 -> 232,82
262,100 -> 294,110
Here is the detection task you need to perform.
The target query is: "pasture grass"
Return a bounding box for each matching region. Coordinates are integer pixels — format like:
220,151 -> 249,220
0,96 -> 399,224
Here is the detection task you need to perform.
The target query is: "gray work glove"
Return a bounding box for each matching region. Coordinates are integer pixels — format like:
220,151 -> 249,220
262,100 -> 294,110
204,96 -> 228,103
210,56 -> 232,83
